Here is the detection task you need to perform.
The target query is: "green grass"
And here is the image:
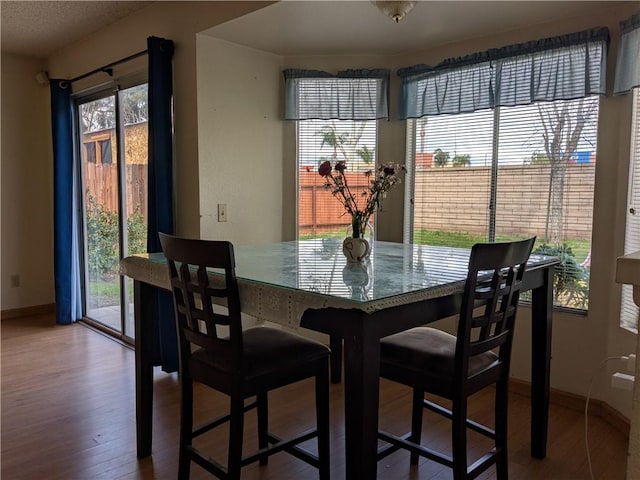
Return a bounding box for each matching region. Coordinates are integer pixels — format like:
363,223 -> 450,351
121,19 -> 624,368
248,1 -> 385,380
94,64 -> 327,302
299,229 -> 348,241
301,228 -> 590,264
88,277 -> 120,308
413,229 -> 590,264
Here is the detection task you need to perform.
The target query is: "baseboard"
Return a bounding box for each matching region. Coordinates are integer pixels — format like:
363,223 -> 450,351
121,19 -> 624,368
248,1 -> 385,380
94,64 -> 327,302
1,303 -> 55,320
509,378 -> 630,436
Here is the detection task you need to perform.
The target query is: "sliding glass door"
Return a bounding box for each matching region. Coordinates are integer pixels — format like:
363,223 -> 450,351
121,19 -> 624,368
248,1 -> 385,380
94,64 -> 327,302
77,83 -> 148,340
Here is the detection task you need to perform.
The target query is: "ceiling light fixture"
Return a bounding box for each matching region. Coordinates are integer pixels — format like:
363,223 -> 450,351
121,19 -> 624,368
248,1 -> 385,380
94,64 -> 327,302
373,1 -> 417,23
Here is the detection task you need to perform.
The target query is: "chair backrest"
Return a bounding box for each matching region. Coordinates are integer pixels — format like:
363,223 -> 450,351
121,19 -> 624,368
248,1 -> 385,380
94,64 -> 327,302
455,237 -> 536,393
159,233 -> 244,373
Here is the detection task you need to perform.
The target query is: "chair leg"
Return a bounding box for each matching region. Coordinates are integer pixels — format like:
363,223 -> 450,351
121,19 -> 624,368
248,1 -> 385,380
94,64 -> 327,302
227,393 -> 245,480
494,379 -> 509,480
451,398 -> 468,480
178,375 -> 193,480
410,389 -> 424,465
315,362 -> 331,480
257,392 -> 269,466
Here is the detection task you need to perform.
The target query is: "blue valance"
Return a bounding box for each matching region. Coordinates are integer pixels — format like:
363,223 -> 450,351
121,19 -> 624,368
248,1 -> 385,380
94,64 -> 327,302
398,27 -> 609,119
614,13 -> 640,95
283,68 -> 390,120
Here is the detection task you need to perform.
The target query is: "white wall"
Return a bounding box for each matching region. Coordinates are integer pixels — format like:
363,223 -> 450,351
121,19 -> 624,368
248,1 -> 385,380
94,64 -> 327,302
1,53 -> 54,310
196,36 -> 284,245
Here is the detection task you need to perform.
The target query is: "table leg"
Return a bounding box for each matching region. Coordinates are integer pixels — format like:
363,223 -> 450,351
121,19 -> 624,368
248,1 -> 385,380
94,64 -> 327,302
530,266 -> 553,459
343,326 -> 380,480
329,335 -> 342,384
135,280 -> 155,458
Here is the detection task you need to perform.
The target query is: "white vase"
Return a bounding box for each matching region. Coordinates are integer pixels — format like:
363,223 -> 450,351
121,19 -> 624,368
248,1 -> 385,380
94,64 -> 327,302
342,262 -> 371,300
342,237 -> 371,263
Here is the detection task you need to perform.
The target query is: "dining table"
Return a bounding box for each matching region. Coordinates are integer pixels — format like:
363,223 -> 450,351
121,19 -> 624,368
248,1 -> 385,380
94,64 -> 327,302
120,238 -> 559,479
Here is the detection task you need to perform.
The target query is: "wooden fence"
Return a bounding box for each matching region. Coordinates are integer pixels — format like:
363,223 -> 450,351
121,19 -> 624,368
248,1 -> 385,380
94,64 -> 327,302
82,122 -> 148,219
300,163 -> 595,240
299,170 -> 374,234
87,162 -> 595,240
84,163 -> 148,219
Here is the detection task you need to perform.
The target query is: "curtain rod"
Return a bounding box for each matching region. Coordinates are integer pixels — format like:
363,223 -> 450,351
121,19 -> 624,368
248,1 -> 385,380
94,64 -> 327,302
69,49 -> 148,84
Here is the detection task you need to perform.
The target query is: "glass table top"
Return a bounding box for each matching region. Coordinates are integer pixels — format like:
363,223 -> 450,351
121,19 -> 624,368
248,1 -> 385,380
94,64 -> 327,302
145,239 -> 556,304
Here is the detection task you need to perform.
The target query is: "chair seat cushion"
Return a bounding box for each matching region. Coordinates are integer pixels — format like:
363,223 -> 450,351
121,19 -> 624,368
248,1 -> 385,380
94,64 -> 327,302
380,327 -> 497,392
192,326 -> 330,379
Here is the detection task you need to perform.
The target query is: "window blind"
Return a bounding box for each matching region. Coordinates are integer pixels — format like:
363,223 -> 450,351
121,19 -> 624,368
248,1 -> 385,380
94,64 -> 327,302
621,88 -> 640,332
284,69 -> 389,120
297,119 -> 377,240
398,27 -> 608,119
407,97 -> 598,310
288,71 -> 384,241
409,109 -> 494,246
402,28 -> 604,311
614,13 -> 640,95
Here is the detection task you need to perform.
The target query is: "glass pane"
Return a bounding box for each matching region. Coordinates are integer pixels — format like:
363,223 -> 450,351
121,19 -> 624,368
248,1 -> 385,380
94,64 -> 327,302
496,97 -> 598,310
121,84 -> 149,339
298,119 -> 377,240
80,95 -> 122,330
411,109 -> 494,248
408,97 -> 599,311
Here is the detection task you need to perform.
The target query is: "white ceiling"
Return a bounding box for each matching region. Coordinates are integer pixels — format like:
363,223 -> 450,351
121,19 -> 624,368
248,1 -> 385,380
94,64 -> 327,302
0,1 -> 631,59
1,1 -> 151,58
203,1 -> 628,56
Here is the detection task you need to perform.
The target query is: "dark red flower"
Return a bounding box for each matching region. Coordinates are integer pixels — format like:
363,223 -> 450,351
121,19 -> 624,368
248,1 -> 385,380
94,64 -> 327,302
335,161 -> 347,174
318,160 -> 332,177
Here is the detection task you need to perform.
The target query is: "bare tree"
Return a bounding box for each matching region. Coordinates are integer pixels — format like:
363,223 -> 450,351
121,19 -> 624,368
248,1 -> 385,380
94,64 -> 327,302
538,98 -> 598,244
80,97 -> 115,133
80,85 -> 148,133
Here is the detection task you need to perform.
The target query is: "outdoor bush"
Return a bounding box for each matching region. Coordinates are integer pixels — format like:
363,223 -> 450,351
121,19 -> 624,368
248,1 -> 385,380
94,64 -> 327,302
86,195 -> 147,280
533,243 -> 589,309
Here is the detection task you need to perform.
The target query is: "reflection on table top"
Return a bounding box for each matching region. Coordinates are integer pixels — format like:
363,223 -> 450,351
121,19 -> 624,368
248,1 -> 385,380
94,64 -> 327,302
136,239 -> 557,305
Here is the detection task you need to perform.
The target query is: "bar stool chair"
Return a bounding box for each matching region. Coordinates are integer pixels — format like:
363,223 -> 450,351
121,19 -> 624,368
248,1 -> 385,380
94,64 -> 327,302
377,237 -> 535,480
159,233 -> 331,480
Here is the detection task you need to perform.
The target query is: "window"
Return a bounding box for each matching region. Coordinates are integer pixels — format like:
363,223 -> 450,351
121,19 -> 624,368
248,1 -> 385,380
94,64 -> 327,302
85,142 -> 96,163
408,98 -> 598,310
77,83 -> 149,339
298,119 -> 377,239
400,28 -> 607,310
99,139 -> 112,164
621,88 -> 640,332
283,69 -> 389,240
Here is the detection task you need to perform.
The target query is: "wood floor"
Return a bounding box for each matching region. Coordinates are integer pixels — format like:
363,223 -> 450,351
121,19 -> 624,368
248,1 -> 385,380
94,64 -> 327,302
1,315 -> 629,480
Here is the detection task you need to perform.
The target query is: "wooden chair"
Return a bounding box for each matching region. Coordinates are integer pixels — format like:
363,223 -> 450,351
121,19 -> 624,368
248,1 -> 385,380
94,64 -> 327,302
377,237 -> 536,480
159,233 -> 331,480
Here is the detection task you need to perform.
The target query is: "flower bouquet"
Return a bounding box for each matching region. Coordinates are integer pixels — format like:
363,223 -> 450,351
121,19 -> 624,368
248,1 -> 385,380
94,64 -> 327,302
318,160 -> 405,261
